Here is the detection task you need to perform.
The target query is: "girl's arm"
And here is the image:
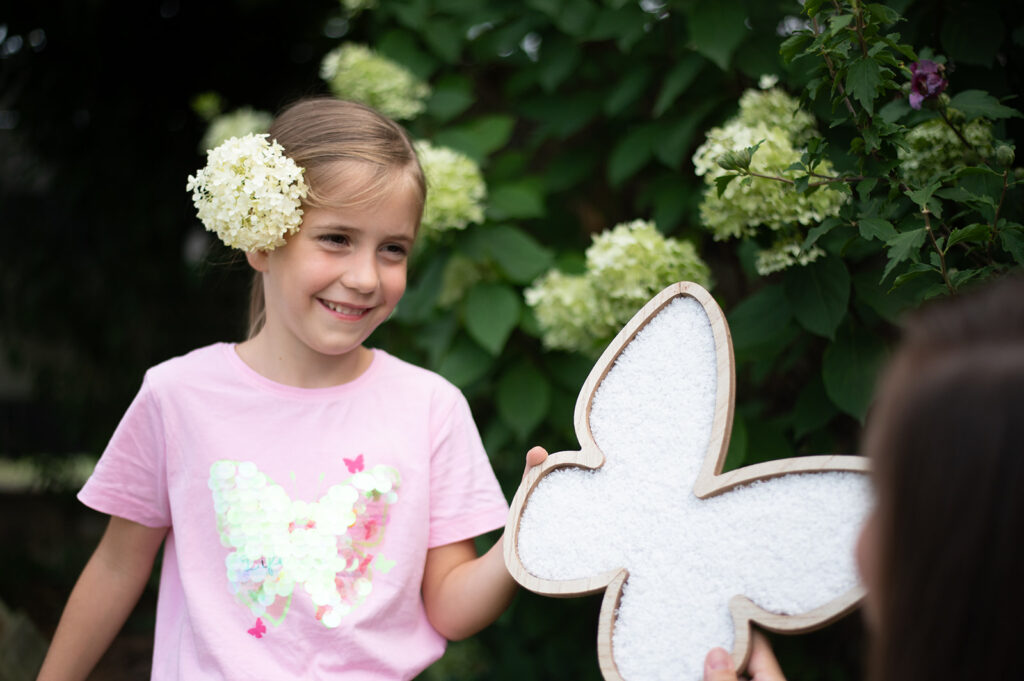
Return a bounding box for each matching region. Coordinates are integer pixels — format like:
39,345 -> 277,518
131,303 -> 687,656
420,446 -> 548,641
36,515 -> 168,681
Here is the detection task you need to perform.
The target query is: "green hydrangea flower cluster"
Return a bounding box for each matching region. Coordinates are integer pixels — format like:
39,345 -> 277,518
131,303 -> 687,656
200,107 -> 273,152
755,240 -> 826,276
897,115 -> 995,187
319,43 -> 430,120
525,220 -> 711,354
692,84 -> 846,275
415,141 -> 487,238
340,0 -> 376,13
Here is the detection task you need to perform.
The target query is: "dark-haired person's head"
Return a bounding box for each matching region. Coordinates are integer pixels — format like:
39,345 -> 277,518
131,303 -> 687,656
858,274 -> 1024,681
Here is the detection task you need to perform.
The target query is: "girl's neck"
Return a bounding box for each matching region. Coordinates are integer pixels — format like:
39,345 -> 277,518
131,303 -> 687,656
234,333 -> 374,389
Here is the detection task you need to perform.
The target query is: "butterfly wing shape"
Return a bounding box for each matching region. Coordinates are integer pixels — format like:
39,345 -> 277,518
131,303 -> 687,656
209,460 -> 400,631
505,282 -> 871,681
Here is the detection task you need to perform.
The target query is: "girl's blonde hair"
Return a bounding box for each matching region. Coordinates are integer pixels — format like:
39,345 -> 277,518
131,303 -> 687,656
247,98 -> 426,338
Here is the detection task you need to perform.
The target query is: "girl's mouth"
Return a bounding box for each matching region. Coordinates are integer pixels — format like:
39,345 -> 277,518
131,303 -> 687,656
320,299 -> 370,317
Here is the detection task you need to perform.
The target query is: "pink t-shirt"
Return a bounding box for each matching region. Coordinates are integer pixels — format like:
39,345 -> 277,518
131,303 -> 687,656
79,344 -> 509,680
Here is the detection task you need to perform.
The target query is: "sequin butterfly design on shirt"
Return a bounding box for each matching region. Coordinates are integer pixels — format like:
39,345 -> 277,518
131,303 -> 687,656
506,283 -> 872,681
209,459 -> 400,633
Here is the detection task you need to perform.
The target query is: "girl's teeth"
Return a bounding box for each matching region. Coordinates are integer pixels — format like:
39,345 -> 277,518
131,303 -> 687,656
325,301 -> 362,315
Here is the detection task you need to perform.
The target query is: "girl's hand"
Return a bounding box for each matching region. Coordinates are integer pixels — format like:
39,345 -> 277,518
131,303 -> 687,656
523,445 -> 548,478
704,632 -> 786,681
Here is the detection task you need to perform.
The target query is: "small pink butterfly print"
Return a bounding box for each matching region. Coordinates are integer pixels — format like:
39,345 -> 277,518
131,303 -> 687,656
344,454 -> 364,473
247,617 -> 266,639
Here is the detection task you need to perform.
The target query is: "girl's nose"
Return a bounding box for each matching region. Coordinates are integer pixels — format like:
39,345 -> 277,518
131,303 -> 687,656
340,250 -> 379,294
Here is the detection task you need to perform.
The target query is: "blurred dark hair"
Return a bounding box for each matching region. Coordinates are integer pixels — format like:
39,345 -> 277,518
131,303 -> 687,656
864,274 -> 1024,681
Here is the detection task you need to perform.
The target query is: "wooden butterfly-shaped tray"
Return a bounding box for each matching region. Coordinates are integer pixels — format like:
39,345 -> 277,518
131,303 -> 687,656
504,282 -> 870,681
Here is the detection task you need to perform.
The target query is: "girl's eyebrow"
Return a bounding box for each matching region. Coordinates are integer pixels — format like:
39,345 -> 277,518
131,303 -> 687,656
311,223 -> 415,243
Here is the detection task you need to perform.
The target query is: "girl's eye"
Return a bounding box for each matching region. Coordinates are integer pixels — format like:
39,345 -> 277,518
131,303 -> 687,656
320,234 -> 350,247
382,243 -> 409,259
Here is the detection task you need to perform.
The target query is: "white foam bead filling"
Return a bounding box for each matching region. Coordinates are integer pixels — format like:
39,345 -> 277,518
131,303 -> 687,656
516,296 -> 872,681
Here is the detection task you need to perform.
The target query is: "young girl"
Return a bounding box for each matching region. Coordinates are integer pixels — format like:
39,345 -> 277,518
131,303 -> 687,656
703,274 -> 1024,681
36,97 -> 547,681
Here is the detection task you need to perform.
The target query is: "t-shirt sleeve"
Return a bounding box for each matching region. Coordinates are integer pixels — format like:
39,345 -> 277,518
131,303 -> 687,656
427,389 -> 509,548
78,373 -> 172,528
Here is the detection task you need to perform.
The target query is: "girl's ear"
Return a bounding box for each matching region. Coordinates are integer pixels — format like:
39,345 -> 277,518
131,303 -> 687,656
246,250 -> 270,273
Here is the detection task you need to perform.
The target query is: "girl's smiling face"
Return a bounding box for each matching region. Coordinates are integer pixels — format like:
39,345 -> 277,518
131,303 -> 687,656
247,162 -> 420,383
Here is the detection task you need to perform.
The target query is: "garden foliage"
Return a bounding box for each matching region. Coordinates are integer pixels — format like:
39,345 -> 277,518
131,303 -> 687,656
2,0 -> 1021,679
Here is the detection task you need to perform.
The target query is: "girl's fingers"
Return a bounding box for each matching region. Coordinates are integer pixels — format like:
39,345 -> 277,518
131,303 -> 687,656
522,446 -> 548,479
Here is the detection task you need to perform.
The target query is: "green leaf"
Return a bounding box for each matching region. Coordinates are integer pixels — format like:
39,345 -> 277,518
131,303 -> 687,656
686,0 -> 748,70
742,415 -> 794,464
413,316 -> 458,368
722,410 -> 747,472
393,252 -> 446,323
486,180 -> 546,220
727,284 -> 797,359
948,90 -> 1023,121
607,124 -> 658,186
654,99 -> 718,168
496,362 -> 552,441
865,3 -> 901,25
858,217 -> 898,241
714,173 -> 740,198
853,269 -> 927,323
377,29 -> 438,80
434,115 -> 516,162
783,256 -> 851,339
779,32 -> 809,64
463,283 -> 521,355
822,324 -> 886,421
945,223 -> 991,252
882,227 -> 928,281
802,217 -> 842,250
605,65 -> 654,116
538,35 -> 581,92
422,18 -> 464,63
792,375 -> 837,439
436,335 -> 493,387
828,14 -> 854,35
653,54 -> 704,117
905,182 -> 941,208
482,225 -> 554,284
1000,228 -> 1024,265
845,57 -> 881,114
426,75 -> 474,122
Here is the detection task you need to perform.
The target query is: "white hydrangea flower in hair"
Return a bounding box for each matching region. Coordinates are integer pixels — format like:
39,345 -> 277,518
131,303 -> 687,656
319,43 -> 430,120
200,107 -> 273,152
186,134 -> 308,252
415,140 -> 487,237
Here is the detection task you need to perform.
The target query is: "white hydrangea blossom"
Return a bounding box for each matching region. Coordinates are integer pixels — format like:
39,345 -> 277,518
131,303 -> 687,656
320,43 -> 430,120
186,134 -> 308,252
415,140 -> 487,238
898,115 -> 995,187
525,220 -> 711,354
692,86 -> 846,274
755,241 -> 826,276
340,0 -> 377,13
200,107 -> 273,152
525,270 -> 600,354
